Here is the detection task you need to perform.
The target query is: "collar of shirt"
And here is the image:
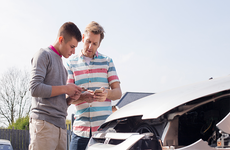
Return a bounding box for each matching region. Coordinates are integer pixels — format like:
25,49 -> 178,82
49,45 -> 62,57
79,50 -> 98,59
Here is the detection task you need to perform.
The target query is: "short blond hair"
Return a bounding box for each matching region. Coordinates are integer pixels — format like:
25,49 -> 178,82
85,21 -> 105,43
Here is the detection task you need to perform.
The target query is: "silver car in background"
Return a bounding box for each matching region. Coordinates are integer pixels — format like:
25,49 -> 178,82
0,139 -> 13,150
87,75 -> 230,150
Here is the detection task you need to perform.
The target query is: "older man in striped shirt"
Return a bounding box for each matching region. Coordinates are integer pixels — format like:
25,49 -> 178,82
66,21 -> 122,150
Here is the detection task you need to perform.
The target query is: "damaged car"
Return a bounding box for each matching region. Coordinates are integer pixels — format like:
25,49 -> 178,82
86,75 -> 230,150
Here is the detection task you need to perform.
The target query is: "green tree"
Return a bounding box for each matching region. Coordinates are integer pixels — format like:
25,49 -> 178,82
8,115 -> 29,130
0,67 -> 31,126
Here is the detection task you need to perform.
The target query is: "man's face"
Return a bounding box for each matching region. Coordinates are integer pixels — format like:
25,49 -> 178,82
60,37 -> 78,58
82,32 -> 100,58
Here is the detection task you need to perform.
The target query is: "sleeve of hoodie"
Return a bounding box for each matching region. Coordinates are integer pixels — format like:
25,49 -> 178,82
29,49 -> 52,98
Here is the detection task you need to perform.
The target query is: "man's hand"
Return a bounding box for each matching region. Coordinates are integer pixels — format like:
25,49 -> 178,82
94,87 -> 108,102
70,91 -> 82,100
66,89 -> 82,105
82,90 -> 94,103
66,83 -> 83,97
69,90 -> 94,105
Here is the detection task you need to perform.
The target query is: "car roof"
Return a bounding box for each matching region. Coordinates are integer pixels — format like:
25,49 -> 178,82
0,139 -> 11,145
105,75 -> 230,123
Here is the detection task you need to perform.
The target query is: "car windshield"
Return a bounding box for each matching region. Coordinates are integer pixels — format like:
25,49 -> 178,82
0,144 -> 12,150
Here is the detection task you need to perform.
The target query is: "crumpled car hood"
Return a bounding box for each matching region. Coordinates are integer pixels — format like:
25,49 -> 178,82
106,75 -> 230,123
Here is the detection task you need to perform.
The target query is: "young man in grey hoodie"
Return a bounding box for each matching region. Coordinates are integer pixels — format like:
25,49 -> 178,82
29,22 -> 83,150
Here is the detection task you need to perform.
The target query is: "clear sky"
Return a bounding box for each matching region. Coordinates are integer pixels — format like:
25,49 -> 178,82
0,0 -> 230,120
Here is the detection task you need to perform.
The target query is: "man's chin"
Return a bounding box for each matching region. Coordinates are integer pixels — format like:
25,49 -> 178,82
82,52 -> 93,58
63,55 -> 70,58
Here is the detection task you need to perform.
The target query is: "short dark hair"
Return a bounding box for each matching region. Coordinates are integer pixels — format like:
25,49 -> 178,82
84,21 -> 105,43
58,22 -> 82,42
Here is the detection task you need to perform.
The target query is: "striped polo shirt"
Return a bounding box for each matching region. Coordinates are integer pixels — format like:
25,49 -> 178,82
66,51 -> 120,138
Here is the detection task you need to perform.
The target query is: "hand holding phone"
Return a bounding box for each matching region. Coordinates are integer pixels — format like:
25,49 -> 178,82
94,89 -> 103,93
93,87 -> 108,102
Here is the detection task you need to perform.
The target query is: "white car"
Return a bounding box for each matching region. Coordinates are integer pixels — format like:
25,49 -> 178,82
0,139 -> 13,150
87,75 -> 230,150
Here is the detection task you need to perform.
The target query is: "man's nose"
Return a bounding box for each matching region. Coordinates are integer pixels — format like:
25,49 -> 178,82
72,48 -> 75,54
89,43 -> 92,49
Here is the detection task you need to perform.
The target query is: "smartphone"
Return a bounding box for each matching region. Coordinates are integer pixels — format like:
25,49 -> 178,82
94,89 -> 103,93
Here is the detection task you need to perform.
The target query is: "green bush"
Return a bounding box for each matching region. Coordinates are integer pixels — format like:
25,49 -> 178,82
8,115 -> 29,130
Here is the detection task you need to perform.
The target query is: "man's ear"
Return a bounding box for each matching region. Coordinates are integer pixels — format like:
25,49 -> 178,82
82,34 -> 85,42
58,36 -> 64,44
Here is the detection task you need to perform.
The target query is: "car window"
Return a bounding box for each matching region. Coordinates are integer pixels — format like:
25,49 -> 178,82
0,144 -> 12,150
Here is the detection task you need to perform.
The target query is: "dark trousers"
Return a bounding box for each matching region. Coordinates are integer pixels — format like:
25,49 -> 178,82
69,132 -> 91,150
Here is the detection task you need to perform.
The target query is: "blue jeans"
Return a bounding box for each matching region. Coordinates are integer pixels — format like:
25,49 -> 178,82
69,133 -> 90,150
